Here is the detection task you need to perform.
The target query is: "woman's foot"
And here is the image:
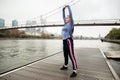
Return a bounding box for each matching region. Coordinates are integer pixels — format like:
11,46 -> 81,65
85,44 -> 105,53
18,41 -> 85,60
70,70 -> 77,78
60,65 -> 68,70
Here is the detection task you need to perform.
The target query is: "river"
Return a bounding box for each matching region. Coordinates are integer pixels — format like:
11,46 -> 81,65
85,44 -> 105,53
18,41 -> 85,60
0,39 -> 120,77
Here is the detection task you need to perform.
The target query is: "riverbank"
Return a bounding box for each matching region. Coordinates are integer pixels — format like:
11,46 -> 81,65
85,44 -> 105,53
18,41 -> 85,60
0,38 -> 61,40
0,29 -> 61,39
101,39 -> 120,44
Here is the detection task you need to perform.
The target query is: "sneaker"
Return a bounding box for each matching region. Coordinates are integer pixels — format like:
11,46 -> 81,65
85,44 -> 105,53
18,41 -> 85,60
60,66 -> 68,70
70,72 -> 77,78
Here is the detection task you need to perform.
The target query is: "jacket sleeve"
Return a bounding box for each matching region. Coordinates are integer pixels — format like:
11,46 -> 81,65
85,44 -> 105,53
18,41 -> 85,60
67,5 -> 74,26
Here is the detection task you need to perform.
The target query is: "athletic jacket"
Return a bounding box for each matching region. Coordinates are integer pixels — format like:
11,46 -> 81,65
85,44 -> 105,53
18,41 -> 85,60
61,5 -> 74,40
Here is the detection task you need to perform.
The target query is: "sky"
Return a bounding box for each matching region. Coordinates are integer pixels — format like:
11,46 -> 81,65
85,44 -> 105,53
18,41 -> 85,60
0,0 -> 120,37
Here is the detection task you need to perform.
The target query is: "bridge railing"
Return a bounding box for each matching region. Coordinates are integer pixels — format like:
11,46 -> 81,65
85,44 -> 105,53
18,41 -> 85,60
19,19 -> 120,27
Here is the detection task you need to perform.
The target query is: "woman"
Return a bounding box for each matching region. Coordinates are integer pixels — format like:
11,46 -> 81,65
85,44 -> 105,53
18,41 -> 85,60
60,5 -> 77,78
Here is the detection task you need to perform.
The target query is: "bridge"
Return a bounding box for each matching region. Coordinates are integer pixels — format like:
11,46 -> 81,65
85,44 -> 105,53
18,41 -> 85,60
0,19 -> 120,30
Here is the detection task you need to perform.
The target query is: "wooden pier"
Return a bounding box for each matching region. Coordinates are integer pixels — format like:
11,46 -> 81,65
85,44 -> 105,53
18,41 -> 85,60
0,48 -> 116,80
105,51 -> 120,59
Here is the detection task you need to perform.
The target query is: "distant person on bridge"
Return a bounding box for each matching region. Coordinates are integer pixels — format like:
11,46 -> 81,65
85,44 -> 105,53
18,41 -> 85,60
60,5 -> 78,78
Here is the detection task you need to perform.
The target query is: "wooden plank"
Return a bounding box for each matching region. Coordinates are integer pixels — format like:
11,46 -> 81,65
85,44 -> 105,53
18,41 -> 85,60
104,51 -> 120,59
0,48 -> 115,80
1,73 -> 34,80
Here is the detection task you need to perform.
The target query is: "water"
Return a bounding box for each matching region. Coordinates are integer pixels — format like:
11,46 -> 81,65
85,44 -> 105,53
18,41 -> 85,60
0,39 -> 62,74
0,39 -> 120,76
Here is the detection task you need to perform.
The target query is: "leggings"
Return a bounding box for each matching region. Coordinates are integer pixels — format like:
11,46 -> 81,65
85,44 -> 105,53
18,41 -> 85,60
63,37 -> 77,70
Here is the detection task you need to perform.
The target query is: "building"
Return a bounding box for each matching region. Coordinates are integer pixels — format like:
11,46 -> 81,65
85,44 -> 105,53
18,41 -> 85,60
31,21 -> 36,34
25,20 -> 36,35
31,21 -> 36,25
40,16 -> 47,33
12,20 -> 18,27
0,18 -> 5,27
25,20 -> 32,32
26,20 -> 32,26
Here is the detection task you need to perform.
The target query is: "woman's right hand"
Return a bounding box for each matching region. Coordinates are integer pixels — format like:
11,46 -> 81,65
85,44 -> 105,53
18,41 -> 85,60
63,5 -> 67,10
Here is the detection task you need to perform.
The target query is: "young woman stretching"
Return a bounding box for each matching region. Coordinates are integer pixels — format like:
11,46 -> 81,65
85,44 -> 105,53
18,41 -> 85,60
60,5 -> 78,78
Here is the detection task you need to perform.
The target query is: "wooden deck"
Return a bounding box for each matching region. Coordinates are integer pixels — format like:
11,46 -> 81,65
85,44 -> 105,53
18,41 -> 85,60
104,51 -> 120,59
0,48 -> 115,80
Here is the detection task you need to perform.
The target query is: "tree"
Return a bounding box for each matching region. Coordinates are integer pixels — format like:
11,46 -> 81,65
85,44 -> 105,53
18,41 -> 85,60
105,28 -> 120,39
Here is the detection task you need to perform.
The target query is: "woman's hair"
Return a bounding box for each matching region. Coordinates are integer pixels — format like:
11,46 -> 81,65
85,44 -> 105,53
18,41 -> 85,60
72,26 -> 74,34
67,15 -> 74,34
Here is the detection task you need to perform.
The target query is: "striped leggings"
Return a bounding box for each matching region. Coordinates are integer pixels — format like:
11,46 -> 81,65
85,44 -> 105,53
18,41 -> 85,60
63,37 -> 77,70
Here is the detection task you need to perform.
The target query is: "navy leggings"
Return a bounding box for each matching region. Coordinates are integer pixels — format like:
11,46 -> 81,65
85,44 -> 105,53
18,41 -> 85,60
63,37 -> 77,70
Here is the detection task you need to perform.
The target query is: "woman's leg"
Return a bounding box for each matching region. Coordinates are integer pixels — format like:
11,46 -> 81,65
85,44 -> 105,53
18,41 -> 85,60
63,40 -> 69,66
67,38 -> 77,70
67,38 -> 78,77
60,40 -> 69,70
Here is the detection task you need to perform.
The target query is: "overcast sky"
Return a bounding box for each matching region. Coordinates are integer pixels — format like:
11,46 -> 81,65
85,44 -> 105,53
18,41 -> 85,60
0,0 -> 120,37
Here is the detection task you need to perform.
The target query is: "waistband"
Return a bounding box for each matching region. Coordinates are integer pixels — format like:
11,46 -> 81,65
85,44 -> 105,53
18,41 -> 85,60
63,37 -> 72,41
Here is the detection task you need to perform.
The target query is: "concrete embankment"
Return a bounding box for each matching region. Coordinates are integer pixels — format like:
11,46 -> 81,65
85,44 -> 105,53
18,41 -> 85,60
101,39 -> 120,44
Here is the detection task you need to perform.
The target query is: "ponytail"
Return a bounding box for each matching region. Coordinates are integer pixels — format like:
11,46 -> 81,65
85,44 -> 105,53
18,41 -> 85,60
72,26 -> 74,34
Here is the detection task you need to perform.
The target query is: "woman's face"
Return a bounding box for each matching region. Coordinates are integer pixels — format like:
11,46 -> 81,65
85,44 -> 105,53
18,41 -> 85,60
65,15 -> 70,24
